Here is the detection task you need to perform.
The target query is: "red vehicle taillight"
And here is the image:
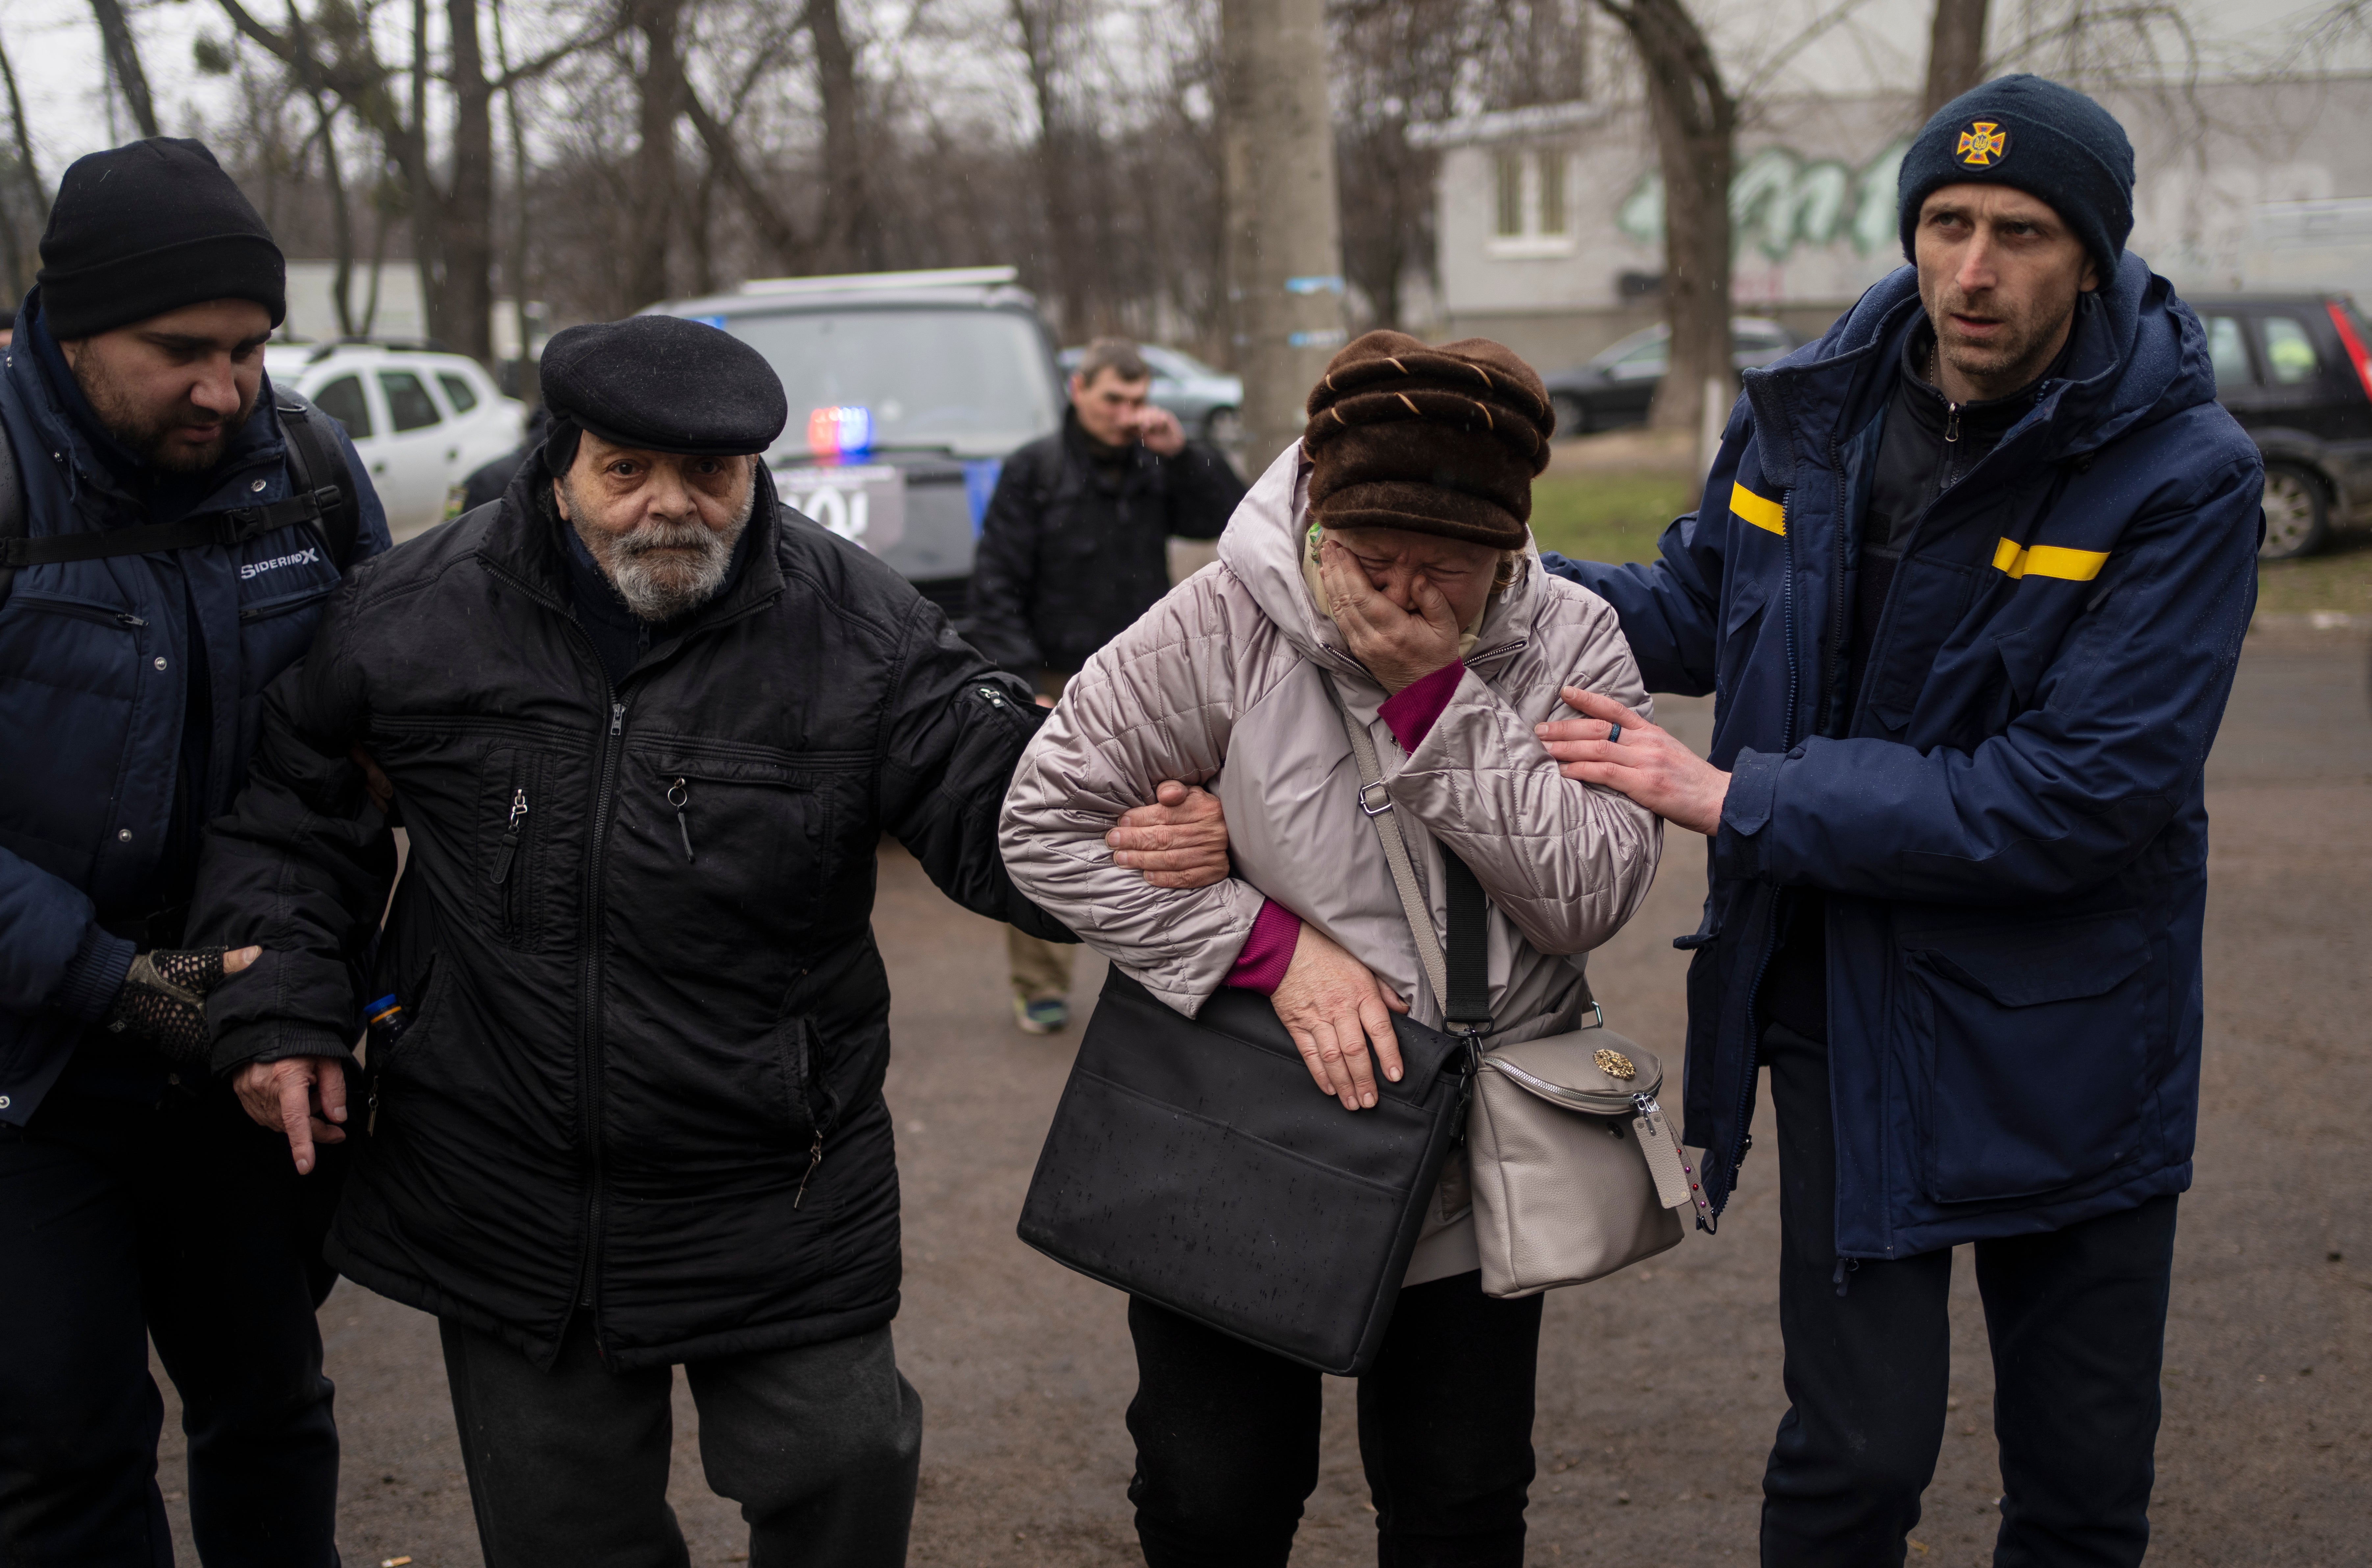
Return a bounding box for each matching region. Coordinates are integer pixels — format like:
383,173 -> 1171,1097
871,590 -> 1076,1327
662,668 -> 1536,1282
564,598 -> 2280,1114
2325,299 -> 2372,404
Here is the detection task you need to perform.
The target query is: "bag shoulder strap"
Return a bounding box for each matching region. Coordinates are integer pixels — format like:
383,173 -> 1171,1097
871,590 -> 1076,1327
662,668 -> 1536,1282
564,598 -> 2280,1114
1319,670 -> 1492,1033
273,390 -> 363,570
0,421 -> 22,609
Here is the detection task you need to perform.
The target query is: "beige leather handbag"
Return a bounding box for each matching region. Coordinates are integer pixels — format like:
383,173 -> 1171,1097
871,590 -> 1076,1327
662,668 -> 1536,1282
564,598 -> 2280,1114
1327,675 -> 1708,1299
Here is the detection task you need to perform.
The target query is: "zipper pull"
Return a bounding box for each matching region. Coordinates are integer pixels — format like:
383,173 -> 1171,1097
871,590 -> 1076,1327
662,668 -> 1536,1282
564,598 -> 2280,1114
116,611 -> 149,628
491,787 -> 529,884
1943,403 -> 1961,443
668,777 -> 694,864
610,701 -> 626,737
794,1131 -> 823,1208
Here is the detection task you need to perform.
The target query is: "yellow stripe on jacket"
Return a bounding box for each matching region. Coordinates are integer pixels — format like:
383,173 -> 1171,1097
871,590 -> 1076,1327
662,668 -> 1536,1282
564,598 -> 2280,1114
1731,483 -> 1785,536
1991,537 -> 2110,581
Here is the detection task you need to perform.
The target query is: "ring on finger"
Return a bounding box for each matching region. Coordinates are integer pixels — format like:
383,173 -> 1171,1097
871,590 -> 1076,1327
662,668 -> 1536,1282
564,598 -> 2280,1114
1607,722 -> 1623,745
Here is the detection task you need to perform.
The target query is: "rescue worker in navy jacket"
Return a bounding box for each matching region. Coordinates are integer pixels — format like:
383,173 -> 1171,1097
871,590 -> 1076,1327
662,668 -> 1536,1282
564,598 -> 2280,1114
186,315 -> 1227,1565
1534,78 -> 2260,1564
0,139 -> 389,1565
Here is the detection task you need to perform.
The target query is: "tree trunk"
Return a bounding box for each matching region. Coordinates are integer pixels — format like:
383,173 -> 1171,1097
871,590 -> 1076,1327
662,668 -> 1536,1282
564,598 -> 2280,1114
491,0 -> 539,404
1600,0 -> 1733,435
0,23 -> 43,297
315,107 -> 357,335
441,0 -> 497,360
627,0 -> 684,307
87,0 -> 160,139
808,0 -> 870,271
1011,0 -> 1087,335
1921,0 -> 1990,120
1220,0 -> 1345,466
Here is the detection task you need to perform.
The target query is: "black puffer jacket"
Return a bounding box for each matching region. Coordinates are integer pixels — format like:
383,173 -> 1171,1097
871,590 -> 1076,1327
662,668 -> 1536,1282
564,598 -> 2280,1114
190,459 -> 1067,1370
963,410 -> 1245,677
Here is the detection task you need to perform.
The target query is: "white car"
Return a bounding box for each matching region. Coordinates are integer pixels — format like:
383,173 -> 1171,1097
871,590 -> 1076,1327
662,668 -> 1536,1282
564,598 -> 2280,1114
264,343 -> 527,540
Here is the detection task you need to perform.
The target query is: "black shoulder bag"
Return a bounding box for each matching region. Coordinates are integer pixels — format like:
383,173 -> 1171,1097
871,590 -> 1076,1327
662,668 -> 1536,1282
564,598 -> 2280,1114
1017,688 -> 1487,1377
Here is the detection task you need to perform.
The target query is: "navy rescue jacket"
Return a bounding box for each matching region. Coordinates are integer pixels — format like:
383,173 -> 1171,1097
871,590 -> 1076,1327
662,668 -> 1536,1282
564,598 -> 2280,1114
1545,255 -> 2261,1260
0,294 -> 390,1126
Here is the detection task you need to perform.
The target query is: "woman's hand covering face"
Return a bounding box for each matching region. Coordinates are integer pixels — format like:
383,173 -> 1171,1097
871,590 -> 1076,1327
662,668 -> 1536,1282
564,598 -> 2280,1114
1317,533 -> 1476,695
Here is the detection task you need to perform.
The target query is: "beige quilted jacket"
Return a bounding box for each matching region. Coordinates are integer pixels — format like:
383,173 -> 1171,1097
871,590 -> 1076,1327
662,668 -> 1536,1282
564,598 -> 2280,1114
999,443 -> 1664,1280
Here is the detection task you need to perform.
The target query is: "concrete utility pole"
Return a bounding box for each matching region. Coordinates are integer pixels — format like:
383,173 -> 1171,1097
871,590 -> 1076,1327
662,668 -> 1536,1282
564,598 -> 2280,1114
1221,0 -> 1348,472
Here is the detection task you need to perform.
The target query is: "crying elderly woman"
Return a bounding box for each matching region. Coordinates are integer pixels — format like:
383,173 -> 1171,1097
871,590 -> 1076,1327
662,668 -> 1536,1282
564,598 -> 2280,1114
999,330 -> 1663,1566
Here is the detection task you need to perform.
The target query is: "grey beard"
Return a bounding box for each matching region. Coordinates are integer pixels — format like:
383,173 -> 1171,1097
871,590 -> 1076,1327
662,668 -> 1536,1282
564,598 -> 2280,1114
567,481 -> 755,622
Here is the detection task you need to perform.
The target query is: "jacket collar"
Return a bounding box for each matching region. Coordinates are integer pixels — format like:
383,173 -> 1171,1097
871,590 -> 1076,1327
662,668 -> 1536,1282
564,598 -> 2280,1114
1741,251 -> 2214,488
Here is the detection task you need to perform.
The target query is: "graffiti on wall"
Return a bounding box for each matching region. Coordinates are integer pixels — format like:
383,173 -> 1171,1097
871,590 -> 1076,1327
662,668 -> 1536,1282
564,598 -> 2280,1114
1618,139 -> 1911,260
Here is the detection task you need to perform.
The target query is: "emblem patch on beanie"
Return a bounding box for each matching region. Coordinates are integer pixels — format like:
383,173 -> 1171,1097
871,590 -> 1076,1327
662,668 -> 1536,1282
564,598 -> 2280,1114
1955,119 -> 2011,167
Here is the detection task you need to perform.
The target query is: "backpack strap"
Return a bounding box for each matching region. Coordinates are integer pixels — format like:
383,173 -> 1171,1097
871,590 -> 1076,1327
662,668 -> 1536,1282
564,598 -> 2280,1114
273,388 -> 364,571
0,499 -> 327,566
0,422 -> 22,608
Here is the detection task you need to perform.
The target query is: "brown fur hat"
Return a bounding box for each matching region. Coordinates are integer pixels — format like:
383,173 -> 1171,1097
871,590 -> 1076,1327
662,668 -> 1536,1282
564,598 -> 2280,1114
1301,330 -> 1555,550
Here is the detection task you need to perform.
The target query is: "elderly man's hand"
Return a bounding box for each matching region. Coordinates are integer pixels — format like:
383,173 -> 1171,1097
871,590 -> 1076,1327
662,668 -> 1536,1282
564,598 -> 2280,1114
1270,923 -> 1407,1111
235,1056 -> 348,1176
1318,536 -> 1462,694
1536,686 -> 1729,836
1108,781 -> 1229,889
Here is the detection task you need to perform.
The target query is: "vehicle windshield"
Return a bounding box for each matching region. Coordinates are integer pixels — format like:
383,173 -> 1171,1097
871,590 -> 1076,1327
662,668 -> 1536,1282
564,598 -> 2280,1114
725,307 -> 1062,459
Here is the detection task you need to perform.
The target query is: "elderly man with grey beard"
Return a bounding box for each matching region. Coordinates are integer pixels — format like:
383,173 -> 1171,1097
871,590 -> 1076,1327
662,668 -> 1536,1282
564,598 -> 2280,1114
183,315 -> 1233,1565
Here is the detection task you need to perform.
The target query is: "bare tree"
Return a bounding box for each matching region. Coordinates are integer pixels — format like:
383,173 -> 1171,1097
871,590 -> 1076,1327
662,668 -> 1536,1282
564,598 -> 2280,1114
808,0 -> 873,270
1923,0 -> 1990,118
215,0 -> 611,360
625,0 -> 688,307
0,21 -> 43,299
1011,0 -> 1093,334
1596,0 -> 1733,434
89,0 -> 162,139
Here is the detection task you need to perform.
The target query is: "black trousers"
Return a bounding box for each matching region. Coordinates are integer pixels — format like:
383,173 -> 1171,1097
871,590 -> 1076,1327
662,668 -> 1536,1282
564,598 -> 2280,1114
1126,1271 -> 1544,1568
1759,1022 -> 2179,1568
439,1316 -> 921,1568
0,1084 -> 340,1567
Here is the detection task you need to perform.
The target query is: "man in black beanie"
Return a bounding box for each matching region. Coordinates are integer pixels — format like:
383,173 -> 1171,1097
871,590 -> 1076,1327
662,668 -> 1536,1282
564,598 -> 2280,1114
1536,76 -> 2260,1563
0,136 -> 389,1566
184,313 -> 1227,1564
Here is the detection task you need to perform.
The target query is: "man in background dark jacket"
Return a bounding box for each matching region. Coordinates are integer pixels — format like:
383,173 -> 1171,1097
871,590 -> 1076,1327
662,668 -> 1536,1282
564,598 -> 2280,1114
0,138 -> 389,1567
964,338 -> 1245,1030
1534,78 -> 2259,1564
190,315 -> 1226,1566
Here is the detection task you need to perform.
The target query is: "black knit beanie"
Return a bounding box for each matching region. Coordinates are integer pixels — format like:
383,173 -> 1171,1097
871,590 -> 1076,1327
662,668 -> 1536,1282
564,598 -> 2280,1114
1897,74 -> 2135,283
36,137 -> 285,339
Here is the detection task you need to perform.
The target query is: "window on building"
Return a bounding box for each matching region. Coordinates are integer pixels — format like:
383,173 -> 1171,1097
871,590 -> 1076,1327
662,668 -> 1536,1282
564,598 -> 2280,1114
379,370 -> 443,432
312,375 -> 372,438
2259,315 -> 2321,385
1537,150 -> 1569,235
1495,153 -> 1525,237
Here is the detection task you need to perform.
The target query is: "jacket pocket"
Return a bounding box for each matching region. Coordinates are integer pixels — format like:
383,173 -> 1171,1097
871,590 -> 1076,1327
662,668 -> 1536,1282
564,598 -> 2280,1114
480,748 -> 543,948
1898,908 -> 2155,1204
1713,576 -> 1769,702
631,752 -> 835,938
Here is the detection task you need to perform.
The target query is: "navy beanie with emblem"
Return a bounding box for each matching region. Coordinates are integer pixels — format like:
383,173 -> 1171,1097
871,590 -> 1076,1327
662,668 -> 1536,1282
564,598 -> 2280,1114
1897,74 -> 2135,282
540,315 -> 789,474
36,137 -> 285,339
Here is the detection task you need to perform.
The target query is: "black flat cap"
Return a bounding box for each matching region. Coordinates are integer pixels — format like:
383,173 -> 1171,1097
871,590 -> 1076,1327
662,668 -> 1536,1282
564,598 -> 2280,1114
540,315 -> 788,457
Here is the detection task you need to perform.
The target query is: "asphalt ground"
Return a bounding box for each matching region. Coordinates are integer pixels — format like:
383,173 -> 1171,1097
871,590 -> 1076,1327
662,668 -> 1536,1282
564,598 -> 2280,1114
152,627 -> 2372,1566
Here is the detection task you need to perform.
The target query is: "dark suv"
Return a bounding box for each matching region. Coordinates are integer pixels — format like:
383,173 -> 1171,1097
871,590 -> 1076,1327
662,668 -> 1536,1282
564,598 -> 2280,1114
2188,293 -> 2372,558
650,266 -> 1066,612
